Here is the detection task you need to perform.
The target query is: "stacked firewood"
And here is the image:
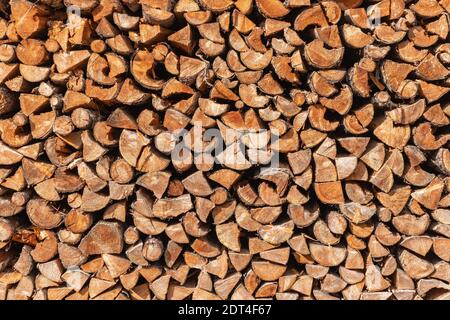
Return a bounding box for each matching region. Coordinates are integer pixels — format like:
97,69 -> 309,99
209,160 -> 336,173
0,0 -> 449,300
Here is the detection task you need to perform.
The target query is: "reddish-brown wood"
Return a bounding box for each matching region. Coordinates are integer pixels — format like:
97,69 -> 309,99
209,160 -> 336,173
0,0 -> 448,301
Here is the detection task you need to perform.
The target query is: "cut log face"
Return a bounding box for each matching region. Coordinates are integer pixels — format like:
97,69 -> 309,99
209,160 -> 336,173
78,222 -> 123,256
309,243 -> 347,267
0,0 -> 448,301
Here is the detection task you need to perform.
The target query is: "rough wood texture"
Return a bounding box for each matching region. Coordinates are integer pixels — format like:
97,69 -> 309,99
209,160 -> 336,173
0,0 -> 449,301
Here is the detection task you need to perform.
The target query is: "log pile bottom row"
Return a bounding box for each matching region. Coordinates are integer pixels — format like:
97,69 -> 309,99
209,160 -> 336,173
0,0 -> 449,300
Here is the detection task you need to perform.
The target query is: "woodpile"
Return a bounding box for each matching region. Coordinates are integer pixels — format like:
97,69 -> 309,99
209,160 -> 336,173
0,0 -> 449,301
